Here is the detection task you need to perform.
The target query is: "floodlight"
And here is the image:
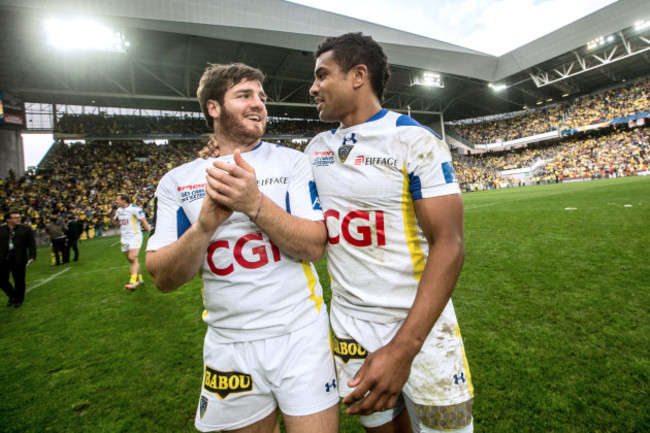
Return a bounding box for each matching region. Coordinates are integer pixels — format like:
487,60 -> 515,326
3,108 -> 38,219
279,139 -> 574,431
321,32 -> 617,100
635,20 -> 650,30
489,83 -> 507,92
587,36 -> 605,50
45,17 -> 129,53
412,72 -> 444,88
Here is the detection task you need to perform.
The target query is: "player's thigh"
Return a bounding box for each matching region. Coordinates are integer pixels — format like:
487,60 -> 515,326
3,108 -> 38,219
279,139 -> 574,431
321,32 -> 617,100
282,403 -> 339,433
121,236 -> 141,254
362,406 -> 412,433
224,409 -> 280,433
272,313 -> 339,418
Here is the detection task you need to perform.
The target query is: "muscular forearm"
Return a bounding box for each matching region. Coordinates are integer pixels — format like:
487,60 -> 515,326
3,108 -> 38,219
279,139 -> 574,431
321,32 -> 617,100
145,222 -> 214,292
252,197 -> 326,262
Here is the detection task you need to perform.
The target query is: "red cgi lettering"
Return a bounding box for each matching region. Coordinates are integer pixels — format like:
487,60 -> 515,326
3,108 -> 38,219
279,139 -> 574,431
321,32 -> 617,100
325,210 -> 385,247
207,233 -> 281,276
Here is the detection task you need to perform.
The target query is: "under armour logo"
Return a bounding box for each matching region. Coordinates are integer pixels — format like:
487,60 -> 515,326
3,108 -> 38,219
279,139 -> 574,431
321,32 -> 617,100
453,373 -> 466,385
342,133 -> 357,145
325,379 -> 337,392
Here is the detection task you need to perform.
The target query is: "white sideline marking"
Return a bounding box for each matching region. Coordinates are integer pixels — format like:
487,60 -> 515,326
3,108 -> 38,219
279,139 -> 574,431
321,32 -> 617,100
27,267 -> 71,293
111,240 -> 121,246
465,190 -> 570,210
26,265 -> 125,293
465,181 -> 616,211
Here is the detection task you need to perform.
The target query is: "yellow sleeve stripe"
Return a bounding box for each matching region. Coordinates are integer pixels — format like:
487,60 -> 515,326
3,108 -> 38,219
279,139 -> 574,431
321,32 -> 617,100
301,261 -> 323,313
401,164 -> 425,282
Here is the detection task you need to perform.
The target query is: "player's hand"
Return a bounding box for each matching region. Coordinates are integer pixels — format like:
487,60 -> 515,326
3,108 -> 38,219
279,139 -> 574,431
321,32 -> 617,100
343,344 -> 413,416
206,150 -> 261,218
199,183 -> 233,234
199,135 -> 220,159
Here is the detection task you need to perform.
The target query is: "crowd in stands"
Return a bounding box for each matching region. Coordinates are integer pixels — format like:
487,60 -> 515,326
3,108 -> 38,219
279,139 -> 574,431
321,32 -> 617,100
0,140 -> 204,236
539,128 -> 649,181
4,88 -> 650,233
453,157 -> 502,192
54,114 -> 208,135
449,104 -> 565,144
472,141 -> 561,171
469,127 -> 648,183
448,78 -> 650,144
54,114 -> 330,137
561,79 -> 650,130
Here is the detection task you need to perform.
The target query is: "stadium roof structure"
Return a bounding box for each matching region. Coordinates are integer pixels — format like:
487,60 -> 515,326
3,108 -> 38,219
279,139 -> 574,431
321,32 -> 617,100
0,0 -> 648,126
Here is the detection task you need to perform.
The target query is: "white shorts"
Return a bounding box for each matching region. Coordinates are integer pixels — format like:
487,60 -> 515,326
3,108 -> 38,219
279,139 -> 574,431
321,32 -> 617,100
330,305 -> 473,429
194,312 -> 339,432
120,235 -> 142,252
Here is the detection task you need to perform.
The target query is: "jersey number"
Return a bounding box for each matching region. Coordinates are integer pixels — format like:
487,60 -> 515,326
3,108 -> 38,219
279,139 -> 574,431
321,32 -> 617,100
206,233 -> 281,276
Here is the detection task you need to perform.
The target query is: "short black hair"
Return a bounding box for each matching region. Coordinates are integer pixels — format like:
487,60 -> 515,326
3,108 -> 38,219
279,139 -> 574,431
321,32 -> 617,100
4,211 -> 20,221
314,32 -> 391,103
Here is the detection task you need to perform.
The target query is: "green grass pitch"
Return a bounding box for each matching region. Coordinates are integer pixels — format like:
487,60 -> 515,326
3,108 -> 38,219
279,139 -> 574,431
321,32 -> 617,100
1,175 -> 648,432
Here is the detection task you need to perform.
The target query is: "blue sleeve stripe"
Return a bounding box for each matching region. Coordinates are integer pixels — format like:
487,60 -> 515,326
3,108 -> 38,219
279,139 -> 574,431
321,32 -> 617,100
309,180 -> 322,211
176,208 -> 191,238
285,192 -> 291,214
442,161 -> 457,184
396,115 -> 442,140
409,172 -> 423,200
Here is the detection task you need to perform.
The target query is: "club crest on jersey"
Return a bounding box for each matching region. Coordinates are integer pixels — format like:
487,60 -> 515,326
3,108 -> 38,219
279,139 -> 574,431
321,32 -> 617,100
332,335 -> 368,364
199,396 -> 208,419
338,133 -> 357,163
203,366 -> 253,399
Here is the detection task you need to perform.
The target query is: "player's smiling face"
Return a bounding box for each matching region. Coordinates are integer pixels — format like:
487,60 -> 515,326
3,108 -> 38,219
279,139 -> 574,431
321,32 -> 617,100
310,50 -> 355,125
214,79 -> 267,145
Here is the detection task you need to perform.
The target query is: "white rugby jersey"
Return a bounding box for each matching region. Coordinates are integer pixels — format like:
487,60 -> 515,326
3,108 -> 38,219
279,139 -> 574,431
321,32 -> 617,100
114,204 -> 146,238
305,109 -> 461,323
147,141 -> 327,342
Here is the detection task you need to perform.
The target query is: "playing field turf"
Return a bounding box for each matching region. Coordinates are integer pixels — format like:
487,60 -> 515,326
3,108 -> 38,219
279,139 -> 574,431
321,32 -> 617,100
1,175 -> 648,432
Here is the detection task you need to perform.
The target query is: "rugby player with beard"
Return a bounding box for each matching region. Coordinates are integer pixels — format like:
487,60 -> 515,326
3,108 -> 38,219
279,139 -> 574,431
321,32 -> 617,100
146,63 -> 339,433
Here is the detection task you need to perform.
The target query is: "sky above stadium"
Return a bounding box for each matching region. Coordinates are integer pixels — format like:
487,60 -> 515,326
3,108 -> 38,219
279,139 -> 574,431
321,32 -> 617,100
288,0 -> 618,56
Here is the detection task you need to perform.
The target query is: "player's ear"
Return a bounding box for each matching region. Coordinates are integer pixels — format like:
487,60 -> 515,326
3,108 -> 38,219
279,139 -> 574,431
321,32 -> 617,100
351,64 -> 369,89
207,99 -> 221,120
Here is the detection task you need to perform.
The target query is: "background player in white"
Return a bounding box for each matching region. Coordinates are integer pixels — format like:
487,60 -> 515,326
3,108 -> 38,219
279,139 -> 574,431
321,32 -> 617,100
146,63 -> 339,433
110,193 -> 151,290
307,33 -> 474,433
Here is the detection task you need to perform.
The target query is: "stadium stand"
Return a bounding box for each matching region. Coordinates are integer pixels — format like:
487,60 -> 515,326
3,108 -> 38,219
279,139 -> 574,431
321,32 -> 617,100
447,78 -> 650,146
2,78 -> 649,229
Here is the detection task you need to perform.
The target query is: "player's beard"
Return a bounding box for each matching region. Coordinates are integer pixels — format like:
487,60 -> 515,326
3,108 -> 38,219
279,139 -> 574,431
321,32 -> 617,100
217,105 -> 266,146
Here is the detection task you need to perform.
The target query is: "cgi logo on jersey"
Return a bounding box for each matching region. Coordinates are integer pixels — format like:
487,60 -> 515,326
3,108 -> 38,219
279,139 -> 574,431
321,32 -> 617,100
178,183 -> 207,203
203,366 -> 253,399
